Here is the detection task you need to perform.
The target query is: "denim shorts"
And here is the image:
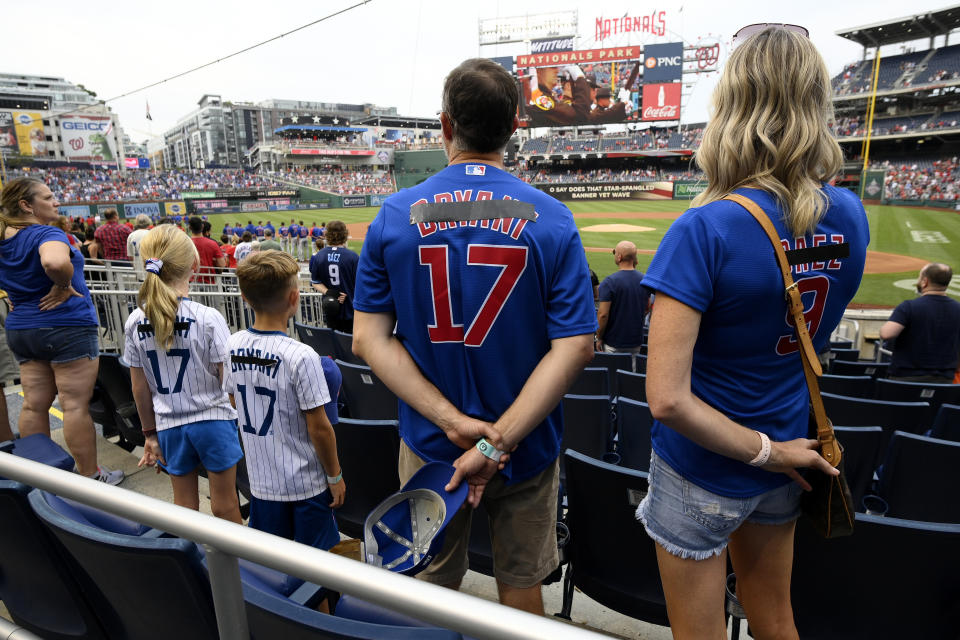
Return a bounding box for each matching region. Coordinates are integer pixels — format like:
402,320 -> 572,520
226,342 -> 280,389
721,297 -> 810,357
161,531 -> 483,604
6,325 -> 99,365
636,450 -> 802,561
157,419 -> 244,475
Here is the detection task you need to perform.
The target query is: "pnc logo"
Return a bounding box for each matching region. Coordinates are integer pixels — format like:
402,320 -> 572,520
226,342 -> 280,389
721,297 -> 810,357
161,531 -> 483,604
646,55 -> 682,69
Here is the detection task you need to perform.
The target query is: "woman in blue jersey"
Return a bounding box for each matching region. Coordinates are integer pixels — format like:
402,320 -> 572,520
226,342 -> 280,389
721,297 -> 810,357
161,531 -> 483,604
0,177 -> 122,484
637,26 -> 868,638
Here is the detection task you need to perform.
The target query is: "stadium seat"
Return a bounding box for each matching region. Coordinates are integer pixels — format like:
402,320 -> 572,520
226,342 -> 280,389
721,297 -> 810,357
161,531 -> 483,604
875,379 -> 960,414
634,354 -> 648,374
792,513 -> 960,639
929,403 -> 960,442
294,322 -> 338,358
829,347 -> 861,363
29,488 -> 459,640
559,394 -> 615,484
591,351 -> 635,392
830,360 -> 889,378
331,417 -> 401,540
558,450 -> 668,626
829,339 -> 854,350
569,366 -> 610,397
877,431 -> 960,523
833,426 -> 883,510
615,369 -> 646,403
96,353 -> 144,450
0,480 -> 109,640
822,392 -> 931,451
333,330 -> 365,365
818,374 -> 874,398
335,360 -> 399,421
614,397 -> 653,472
8,433 -> 75,473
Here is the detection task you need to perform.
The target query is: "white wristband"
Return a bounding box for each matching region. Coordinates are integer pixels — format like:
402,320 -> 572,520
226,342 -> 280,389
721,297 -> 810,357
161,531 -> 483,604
747,431 -> 771,467
476,438 -> 504,462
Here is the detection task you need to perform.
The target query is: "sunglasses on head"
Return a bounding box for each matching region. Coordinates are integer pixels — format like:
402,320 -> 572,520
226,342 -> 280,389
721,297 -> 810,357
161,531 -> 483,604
733,23 -> 809,44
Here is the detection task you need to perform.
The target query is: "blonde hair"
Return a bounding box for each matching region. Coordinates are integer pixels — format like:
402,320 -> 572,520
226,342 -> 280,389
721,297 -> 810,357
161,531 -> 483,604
0,177 -> 44,237
236,250 -> 299,313
137,224 -> 199,350
692,27 -> 843,236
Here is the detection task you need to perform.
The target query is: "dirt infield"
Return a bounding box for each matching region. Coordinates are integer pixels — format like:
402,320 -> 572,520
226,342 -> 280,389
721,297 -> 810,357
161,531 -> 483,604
574,212 -> 683,220
581,224 -> 656,232
863,251 -> 927,274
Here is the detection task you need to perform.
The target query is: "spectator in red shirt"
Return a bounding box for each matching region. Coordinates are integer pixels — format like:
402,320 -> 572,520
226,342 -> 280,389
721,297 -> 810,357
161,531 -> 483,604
188,216 -> 225,283
220,235 -> 237,269
94,209 -> 132,261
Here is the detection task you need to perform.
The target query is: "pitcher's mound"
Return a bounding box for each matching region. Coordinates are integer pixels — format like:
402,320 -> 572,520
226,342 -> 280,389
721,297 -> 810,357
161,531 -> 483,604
581,223 -> 656,233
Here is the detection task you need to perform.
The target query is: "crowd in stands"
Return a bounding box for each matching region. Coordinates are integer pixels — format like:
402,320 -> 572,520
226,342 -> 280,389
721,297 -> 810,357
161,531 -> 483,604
834,111 -> 960,138
832,44 -> 960,96
272,167 -> 395,195
874,157 -> 960,201
519,127 -> 704,156
512,165 -> 701,183
7,168 -> 284,203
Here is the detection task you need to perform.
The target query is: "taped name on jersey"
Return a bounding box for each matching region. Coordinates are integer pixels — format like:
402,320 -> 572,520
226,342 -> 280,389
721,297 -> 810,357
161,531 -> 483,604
409,199 -> 536,225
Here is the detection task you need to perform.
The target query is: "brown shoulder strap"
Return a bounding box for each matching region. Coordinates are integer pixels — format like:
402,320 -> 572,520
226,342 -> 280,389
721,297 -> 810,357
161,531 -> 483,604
723,193 -> 841,467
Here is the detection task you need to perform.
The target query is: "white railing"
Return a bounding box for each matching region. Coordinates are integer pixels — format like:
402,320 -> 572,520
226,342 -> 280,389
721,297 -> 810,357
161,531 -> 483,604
0,454 -> 607,640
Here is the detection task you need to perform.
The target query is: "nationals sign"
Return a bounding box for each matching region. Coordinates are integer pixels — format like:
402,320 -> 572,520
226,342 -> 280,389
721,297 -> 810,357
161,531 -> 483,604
641,83 -> 681,121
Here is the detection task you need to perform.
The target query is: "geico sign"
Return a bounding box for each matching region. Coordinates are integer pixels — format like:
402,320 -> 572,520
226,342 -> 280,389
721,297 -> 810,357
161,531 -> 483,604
63,121 -> 110,131
645,55 -> 682,68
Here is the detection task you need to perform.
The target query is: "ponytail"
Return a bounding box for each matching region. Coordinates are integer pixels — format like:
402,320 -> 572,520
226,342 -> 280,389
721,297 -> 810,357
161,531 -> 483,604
136,225 -> 199,351
0,177 -> 43,238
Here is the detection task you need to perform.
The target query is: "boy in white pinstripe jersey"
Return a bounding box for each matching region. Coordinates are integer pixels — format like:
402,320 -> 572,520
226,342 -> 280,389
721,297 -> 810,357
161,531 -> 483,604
226,251 -> 345,576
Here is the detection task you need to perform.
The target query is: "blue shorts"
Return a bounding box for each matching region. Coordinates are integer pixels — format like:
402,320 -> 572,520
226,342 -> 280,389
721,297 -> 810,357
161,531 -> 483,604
7,325 -> 99,364
157,419 -> 243,476
248,490 -> 340,552
637,450 -> 802,561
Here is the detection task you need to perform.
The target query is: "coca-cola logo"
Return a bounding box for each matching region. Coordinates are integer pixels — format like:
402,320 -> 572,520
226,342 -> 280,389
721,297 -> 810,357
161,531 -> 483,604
643,105 -> 679,119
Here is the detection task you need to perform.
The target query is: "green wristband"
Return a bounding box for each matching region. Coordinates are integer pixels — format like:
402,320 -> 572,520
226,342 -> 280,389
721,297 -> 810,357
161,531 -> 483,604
476,438 -> 504,462
327,471 -> 343,484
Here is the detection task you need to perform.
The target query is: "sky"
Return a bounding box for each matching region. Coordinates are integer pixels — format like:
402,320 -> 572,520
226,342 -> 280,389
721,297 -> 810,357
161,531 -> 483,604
4,0 -> 951,143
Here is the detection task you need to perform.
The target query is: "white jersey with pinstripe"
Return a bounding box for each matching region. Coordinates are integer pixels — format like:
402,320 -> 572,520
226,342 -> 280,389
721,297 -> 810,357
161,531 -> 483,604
123,298 -> 237,431
224,329 -> 332,501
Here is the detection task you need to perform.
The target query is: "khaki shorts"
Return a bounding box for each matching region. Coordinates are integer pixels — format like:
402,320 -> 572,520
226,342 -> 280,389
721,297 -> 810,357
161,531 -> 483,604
398,441 -> 559,588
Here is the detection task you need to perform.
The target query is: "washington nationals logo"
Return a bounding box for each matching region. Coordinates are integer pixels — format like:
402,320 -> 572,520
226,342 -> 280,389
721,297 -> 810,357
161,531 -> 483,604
697,42 -> 720,70
696,43 -> 720,70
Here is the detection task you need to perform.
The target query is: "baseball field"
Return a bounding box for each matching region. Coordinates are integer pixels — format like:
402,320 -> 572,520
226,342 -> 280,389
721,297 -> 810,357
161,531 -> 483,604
205,199 -> 960,308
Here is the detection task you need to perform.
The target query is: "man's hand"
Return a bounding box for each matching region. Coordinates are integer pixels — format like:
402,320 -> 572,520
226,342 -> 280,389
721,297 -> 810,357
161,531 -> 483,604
764,438 -> 839,491
138,435 -> 165,473
39,284 -> 82,311
446,447 -> 500,508
443,416 -> 503,450
328,479 -> 346,508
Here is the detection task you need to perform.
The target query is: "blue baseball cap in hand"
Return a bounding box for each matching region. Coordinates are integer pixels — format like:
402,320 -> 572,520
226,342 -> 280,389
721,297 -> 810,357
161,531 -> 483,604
363,462 -> 468,576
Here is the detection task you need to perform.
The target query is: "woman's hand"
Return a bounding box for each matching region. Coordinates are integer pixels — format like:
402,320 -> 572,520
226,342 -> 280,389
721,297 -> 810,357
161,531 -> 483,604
138,435 -> 165,473
38,284 -> 82,311
764,438 -> 839,491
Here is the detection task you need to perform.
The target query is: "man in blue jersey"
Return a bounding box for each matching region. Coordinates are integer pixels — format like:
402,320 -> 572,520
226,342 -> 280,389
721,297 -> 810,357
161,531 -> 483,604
352,58 -> 596,614
309,220 -> 359,333
255,221 -> 265,239
288,220 -> 301,256
278,222 -> 290,253
596,240 -> 650,353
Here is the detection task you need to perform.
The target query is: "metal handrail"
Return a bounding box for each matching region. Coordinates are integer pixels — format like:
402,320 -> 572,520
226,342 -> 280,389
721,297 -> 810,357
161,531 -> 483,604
0,453 -> 608,640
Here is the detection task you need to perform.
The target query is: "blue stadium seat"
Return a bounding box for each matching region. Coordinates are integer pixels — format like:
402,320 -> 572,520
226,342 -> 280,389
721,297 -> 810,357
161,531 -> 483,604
929,403 -> 960,442
96,353 -> 144,450
792,514 -> 960,639
295,322 -> 338,358
9,433 -> 75,473
569,366 -> 610,397
818,374 -> 874,398
634,354 -> 648,374
833,426 -> 883,510
829,347 -> 861,363
559,394 -> 614,484
822,392 -> 931,451
558,450 -> 668,626
875,379 -> 960,414
831,360 -> 889,378
333,330 -> 365,365
591,351 -> 635,393
829,339 -> 854,350
335,360 -> 399,421
0,481 -> 109,640
332,417 -> 400,539
614,397 -> 653,472
877,431 -> 960,523
615,369 -> 646,403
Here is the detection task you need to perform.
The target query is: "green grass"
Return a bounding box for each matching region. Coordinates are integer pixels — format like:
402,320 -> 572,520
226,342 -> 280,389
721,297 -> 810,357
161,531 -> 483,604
205,200 -> 960,307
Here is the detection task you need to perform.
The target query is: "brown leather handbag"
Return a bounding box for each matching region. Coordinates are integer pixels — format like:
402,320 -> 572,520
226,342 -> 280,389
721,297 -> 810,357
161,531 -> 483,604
724,193 -> 855,538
